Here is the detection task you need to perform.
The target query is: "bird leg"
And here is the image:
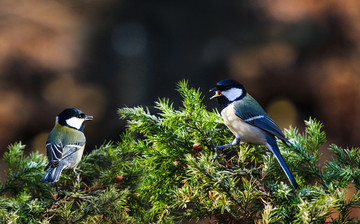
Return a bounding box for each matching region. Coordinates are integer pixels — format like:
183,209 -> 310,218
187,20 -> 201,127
210,137 -> 240,160
73,169 -> 80,184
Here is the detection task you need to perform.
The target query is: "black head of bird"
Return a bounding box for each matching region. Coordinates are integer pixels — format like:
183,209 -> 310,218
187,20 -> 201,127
57,108 -> 93,131
210,79 -> 247,110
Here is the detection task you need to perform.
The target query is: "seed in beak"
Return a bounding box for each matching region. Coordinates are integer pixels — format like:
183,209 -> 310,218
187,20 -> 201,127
210,90 -> 222,100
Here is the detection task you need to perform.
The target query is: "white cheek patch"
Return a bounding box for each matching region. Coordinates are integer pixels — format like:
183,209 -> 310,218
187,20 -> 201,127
66,117 -> 84,130
221,88 -> 244,101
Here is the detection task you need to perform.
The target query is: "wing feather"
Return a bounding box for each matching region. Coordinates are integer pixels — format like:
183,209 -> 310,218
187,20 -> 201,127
232,96 -> 289,143
46,143 -> 63,161
45,141 -> 85,169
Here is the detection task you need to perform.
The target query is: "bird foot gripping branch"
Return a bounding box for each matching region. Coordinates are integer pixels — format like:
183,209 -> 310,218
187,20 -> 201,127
209,139 -> 219,160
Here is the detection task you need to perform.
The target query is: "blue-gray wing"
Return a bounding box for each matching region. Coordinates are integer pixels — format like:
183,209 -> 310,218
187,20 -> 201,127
234,106 -> 289,144
62,142 -> 84,159
45,143 -> 63,170
46,143 -> 63,162
45,142 -> 84,170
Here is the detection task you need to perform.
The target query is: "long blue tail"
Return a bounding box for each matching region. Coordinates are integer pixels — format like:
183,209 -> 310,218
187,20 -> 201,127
265,137 -> 298,189
40,164 -> 66,183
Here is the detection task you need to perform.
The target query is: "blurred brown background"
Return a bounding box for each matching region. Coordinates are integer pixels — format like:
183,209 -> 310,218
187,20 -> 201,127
0,0 -> 360,164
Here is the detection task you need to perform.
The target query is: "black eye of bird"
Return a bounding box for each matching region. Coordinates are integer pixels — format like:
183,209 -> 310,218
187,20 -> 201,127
78,113 -> 85,118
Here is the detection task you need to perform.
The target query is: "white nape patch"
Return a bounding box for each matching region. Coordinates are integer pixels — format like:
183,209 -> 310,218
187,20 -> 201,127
221,88 -> 244,101
244,115 -> 265,122
55,116 -> 59,124
66,117 -> 84,130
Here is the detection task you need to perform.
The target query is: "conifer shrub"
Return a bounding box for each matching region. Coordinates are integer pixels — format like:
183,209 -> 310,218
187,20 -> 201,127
0,81 -> 360,223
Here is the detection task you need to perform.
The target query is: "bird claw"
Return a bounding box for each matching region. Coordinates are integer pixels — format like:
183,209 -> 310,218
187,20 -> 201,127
209,139 -> 219,149
209,138 -> 219,160
73,170 -> 80,184
211,150 -> 219,161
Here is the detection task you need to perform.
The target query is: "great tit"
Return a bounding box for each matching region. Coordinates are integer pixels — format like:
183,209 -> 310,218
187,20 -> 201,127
40,108 -> 93,187
210,79 -> 298,189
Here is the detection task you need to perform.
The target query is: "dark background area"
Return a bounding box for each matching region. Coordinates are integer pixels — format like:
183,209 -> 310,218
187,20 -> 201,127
0,0 -> 360,164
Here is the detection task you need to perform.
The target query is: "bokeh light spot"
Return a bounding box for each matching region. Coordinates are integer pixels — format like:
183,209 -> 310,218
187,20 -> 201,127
266,98 -> 297,130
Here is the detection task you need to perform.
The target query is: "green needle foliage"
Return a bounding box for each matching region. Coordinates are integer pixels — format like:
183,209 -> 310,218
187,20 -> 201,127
1,80 -> 360,223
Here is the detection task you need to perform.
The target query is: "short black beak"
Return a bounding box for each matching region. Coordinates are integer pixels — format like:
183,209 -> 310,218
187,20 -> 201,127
85,115 -> 93,121
209,87 -> 217,92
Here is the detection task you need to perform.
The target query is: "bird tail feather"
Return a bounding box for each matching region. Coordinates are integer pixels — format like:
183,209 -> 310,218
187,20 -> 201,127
40,165 -> 66,183
266,137 -> 298,189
